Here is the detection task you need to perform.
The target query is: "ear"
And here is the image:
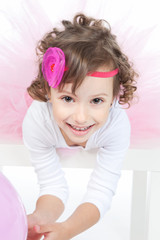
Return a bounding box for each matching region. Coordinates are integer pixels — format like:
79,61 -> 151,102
46,87 -> 51,102
111,96 -> 115,106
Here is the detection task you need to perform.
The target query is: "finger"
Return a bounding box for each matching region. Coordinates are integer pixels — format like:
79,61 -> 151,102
44,233 -> 53,240
34,224 -> 52,234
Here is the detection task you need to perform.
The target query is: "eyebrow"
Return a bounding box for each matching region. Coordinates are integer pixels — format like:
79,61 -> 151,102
59,90 -> 109,97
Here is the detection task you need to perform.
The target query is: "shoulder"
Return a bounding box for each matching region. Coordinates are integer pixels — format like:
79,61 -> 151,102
22,100 -> 55,147
108,101 -> 130,130
23,100 -> 50,123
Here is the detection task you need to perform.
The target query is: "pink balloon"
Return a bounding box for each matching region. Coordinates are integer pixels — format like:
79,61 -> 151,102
0,172 -> 28,239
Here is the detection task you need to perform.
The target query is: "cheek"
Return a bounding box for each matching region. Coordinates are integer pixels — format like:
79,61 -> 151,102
100,111 -> 109,122
94,107 -> 110,124
52,103 -> 70,122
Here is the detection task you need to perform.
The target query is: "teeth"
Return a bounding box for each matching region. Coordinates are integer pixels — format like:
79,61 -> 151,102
70,125 -> 90,131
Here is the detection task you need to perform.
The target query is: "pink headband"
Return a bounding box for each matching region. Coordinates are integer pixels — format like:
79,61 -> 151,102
42,47 -> 119,88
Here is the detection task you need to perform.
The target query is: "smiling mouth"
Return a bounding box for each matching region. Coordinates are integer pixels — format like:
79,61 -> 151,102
66,123 -> 95,136
66,123 -> 94,131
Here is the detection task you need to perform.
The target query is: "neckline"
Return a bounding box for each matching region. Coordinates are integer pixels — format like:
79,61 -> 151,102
57,128 -> 88,149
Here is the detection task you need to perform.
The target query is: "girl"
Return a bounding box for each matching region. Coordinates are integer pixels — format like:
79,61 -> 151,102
22,13 -> 137,240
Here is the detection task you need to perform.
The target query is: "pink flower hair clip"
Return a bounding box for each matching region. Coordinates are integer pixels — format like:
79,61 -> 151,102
42,47 -> 119,88
42,47 -> 65,88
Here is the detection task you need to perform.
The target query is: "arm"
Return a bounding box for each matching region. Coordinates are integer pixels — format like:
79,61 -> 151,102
27,195 -> 64,240
63,202 -> 100,239
35,202 -> 100,239
24,144 -> 68,236
22,102 -> 69,239
33,195 -> 65,224
23,135 -> 68,225
25,145 -> 68,240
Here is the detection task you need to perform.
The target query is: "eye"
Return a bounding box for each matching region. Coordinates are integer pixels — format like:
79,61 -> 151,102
91,98 -> 103,104
62,96 -> 74,103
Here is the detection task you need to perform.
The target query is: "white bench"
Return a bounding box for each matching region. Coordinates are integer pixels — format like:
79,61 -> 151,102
0,144 -> 160,240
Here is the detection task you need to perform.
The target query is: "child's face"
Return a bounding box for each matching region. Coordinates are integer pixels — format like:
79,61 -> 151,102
50,67 -> 114,147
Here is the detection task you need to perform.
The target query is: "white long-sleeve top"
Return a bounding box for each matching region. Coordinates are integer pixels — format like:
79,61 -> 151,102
22,100 -> 130,219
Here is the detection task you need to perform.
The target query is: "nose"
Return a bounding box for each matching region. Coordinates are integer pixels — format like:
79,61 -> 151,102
73,103 -> 89,125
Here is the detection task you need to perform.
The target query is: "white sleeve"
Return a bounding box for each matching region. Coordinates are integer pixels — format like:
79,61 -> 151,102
22,105 -> 69,205
81,110 -> 130,219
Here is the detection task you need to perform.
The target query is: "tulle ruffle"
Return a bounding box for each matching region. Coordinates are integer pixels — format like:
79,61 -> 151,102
0,0 -> 160,148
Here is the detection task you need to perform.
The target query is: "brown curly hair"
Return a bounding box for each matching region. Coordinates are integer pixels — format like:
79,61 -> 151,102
27,13 -> 138,107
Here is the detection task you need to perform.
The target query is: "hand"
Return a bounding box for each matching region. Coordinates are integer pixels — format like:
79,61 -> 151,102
27,213 -> 44,240
34,222 -> 70,240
